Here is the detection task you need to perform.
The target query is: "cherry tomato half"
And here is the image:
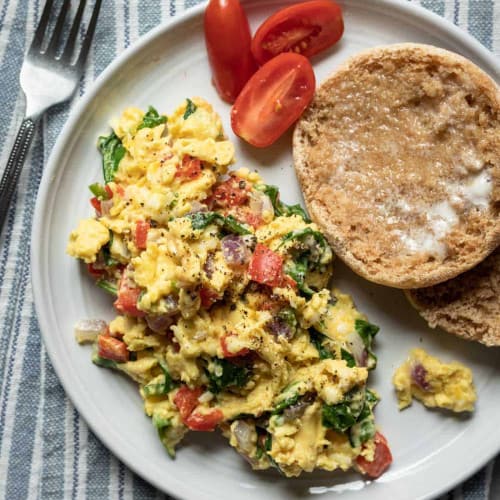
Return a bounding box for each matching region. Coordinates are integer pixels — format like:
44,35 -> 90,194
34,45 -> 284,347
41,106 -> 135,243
231,53 -> 315,148
251,0 -> 344,65
204,0 -> 257,103
356,432 -> 393,479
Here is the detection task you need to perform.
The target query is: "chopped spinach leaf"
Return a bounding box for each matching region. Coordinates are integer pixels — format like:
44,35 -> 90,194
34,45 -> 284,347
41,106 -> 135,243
143,360 -> 175,396
341,348 -> 356,367
322,387 -> 366,433
98,131 -> 125,183
256,184 -> 311,222
102,231 -> 118,267
137,106 -> 167,130
354,319 -> 379,370
187,212 -> 251,235
183,98 -> 197,120
309,329 -> 334,360
272,393 -> 300,415
207,358 -> 250,394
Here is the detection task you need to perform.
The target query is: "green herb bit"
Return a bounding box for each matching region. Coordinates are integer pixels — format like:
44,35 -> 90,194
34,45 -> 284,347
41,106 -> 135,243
183,98 -> 197,120
137,106 -> 167,130
98,131 -> 125,183
354,319 -> 379,371
89,182 -> 110,200
96,279 -> 118,296
143,360 -> 175,396
256,184 -> 311,222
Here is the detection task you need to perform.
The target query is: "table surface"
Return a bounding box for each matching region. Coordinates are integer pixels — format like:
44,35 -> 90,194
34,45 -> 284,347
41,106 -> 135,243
0,0 -> 499,499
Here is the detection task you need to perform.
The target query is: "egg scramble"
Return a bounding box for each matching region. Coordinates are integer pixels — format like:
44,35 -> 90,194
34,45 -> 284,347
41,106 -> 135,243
393,348 -> 476,412
67,98 -> 389,477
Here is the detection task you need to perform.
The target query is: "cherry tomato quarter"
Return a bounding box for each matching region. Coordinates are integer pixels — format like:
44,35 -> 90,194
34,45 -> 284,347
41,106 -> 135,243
231,53 -> 315,148
251,0 -> 344,64
204,0 -> 257,103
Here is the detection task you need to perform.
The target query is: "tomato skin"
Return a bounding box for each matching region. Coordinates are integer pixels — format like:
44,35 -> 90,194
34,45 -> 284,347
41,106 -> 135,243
204,0 -> 257,103
221,333 -> 250,358
90,197 -> 101,214
199,286 -> 220,309
356,432 -> 393,479
251,0 -> 344,64
212,175 -> 250,208
185,409 -> 224,431
231,53 -> 315,148
114,276 -> 145,317
248,244 -> 284,287
97,334 -> 129,362
174,386 -> 204,420
135,220 -> 150,250
176,155 -> 202,182
87,263 -> 105,278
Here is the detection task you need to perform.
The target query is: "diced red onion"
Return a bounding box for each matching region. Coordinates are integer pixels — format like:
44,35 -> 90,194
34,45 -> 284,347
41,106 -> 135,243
267,317 -> 293,340
283,400 -> 311,421
411,363 -> 430,391
346,331 -> 367,367
233,420 -> 254,455
248,191 -> 273,215
74,319 -> 107,344
221,235 -> 251,267
188,201 -> 208,215
100,199 -> 114,216
145,314 -> 174,333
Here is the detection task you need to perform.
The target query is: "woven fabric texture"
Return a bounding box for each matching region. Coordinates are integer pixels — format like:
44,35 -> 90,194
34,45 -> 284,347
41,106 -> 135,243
0,0 -> 499,498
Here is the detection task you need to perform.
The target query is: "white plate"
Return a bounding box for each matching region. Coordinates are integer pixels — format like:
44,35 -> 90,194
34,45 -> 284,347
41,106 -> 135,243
32,1 -> 500,499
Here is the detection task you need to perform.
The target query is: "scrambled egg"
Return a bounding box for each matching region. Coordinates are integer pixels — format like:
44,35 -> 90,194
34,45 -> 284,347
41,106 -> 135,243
393,348 -> 476,412
68,98 -> 386,477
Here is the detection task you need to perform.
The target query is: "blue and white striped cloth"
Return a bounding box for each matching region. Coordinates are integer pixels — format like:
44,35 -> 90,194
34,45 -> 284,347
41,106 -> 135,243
0,1 -> 498,498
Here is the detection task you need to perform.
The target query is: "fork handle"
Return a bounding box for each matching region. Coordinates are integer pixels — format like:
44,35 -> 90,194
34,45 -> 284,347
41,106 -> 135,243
0,118 -> 36,234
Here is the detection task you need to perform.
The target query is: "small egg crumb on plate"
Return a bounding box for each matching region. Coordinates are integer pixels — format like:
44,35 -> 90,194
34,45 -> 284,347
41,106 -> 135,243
393,348 -> 476,412
67,97 -> 392,478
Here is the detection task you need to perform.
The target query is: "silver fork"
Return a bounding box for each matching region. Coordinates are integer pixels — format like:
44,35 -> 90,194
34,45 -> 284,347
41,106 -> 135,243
0,0 -> 102,233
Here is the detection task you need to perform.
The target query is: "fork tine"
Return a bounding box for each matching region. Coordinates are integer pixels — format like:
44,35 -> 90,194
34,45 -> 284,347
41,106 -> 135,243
45,0 -> 72,56
60,0 -> 87,63
29,0 -> 55,54
75,0 -> 101,70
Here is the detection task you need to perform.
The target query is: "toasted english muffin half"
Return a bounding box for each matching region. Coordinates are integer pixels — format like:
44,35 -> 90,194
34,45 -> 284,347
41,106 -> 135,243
293,43 -> 500,288
406,248 -> 499,346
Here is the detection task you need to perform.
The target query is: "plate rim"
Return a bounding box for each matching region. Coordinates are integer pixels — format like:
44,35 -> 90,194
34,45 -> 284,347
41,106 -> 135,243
31,1 -> 500,499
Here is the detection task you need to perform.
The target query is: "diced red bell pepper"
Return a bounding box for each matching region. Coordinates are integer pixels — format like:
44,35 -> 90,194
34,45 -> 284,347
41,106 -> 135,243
174,385 -> 204,420
114,276 -> 145,317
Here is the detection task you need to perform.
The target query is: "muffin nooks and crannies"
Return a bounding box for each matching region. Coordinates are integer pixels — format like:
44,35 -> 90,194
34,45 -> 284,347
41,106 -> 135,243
293,43 -> 500,289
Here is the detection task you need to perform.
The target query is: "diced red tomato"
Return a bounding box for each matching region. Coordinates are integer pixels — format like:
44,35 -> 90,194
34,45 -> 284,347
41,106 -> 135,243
356,432 -> 393,479
251,0 -> 344,64
231,53 -> 315,148
185,409 -> 224,431
90,197 -> 101,214
234,207 -> 264,229
114,276 -> 145,317
97,334 -> 129,362
204,0 -> 256,103
199,287 -> 221,309
135,220 -> 150,250
176,155 -> 202,181
248,244 -> 284,287
174,385 -> 204,420
212,176 -> 250,207
104,184 -> 114,199
221,333 -> 250,358
87,263 -> 105,278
